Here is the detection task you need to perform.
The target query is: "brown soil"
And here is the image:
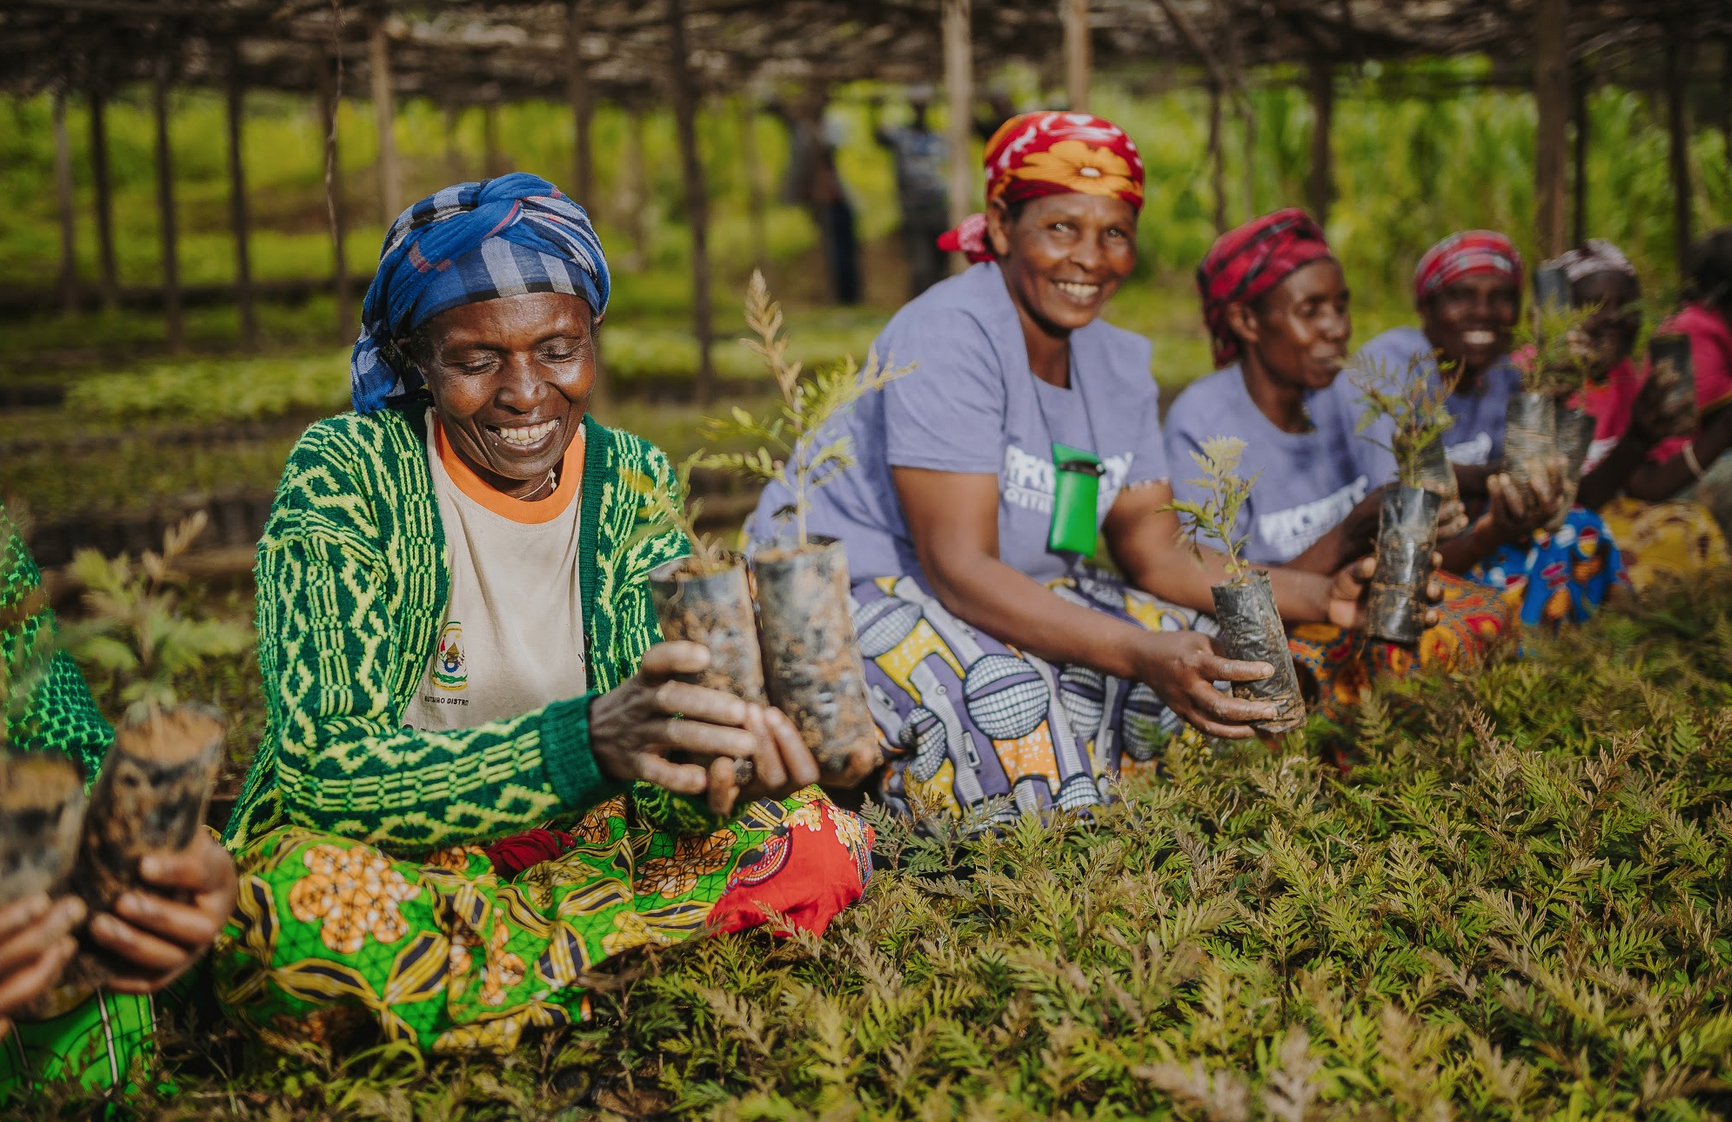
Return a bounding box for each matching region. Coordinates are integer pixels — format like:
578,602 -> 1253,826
69,705 -> 224,987
1212,572 -> 1305,735
751,540 -> 879,785
650,558 -> 767,705
0,753 -> 86,904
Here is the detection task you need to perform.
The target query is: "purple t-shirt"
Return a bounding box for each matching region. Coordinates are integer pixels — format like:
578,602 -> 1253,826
1163,365 -> 1369,566
746,262 -> 1170,583
1325,325 -> 1523,487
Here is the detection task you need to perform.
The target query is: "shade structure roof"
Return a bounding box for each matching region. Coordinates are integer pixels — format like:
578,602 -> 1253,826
5,1 -> 1730,104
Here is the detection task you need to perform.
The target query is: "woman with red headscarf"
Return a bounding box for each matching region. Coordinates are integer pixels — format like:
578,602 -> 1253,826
746,115 -> 1394,822
1331,231 -> 1627,628
1167,211 -> 1512,713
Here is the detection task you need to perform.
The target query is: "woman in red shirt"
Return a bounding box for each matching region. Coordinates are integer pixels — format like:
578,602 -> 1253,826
1559,235 -> 1730,589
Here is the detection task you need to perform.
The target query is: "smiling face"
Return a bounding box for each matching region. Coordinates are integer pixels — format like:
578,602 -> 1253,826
1420,272 -> 1520,378
414,291 -> 597,498
1571,270 -> 1641,378
987,192 -> 1138,336
1228,258 -> 1351,391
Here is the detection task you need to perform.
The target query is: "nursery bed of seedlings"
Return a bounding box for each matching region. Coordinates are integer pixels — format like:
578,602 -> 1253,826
17,573 -> 1732,1121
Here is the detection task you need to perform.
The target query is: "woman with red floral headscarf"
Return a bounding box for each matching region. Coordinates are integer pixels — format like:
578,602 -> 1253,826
746,116 -> 1400,822
1331,230 -> 1627,628
1166,211 -> 1513,715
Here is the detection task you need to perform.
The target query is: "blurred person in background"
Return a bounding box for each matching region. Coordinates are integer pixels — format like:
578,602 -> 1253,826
1534,239 -> 1730,591
872,86 -> 950,298
772,88 -> 861,305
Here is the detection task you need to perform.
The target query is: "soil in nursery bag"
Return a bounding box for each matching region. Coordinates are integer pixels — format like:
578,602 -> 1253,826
1503,392 -> 1558,497
68,705 -> 223,988
1650,334 -> 1696,422
1549,404 -> 1598,531
1412,437 -> 1460,507
651,557 -> 767,786
751,537 -> 880,785
1210,570 -> 1305,735
0,752 -> 84,907
1367,485 -> 1440,645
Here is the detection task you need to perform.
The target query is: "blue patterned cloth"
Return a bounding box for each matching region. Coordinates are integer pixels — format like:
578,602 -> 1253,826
1467,506 -> 1628,628
351,173 -> 610,414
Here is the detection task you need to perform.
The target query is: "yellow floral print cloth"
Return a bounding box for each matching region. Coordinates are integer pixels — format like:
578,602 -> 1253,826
214,787 -> 872,1056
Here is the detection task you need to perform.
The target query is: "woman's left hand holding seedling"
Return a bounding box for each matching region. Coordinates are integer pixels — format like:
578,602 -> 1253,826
88,830 -> 238,995
1326,555 -> 1447,632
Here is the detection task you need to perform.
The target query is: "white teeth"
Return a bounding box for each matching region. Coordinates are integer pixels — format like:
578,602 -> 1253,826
1463,330 -> 1496,346
492,419 -> 557,447
1056,281 -> 1101,300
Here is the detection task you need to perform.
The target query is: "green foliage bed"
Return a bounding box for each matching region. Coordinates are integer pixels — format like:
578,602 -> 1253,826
19,576 -> 1732,1120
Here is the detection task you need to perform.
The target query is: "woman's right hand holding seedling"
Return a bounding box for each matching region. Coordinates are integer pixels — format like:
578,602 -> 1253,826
1128,632 -> 1279,739
0,892 -> 85,1039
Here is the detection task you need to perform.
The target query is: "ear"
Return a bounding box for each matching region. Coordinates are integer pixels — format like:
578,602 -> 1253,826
1222,301 -> 1261,350
985,198 -> 1014,260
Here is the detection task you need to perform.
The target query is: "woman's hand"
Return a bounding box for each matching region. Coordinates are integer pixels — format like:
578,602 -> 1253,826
0,893 -> 86,1039
1483,458 -> 1565,544
1323,555 -> 1445,631
1436,495 -> 1470,539
1128,631 -> 1277,739
91,830 -> 238,996
589,642 -> 820,817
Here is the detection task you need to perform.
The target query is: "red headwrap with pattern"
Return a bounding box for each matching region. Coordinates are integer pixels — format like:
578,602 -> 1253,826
1413,230 -> 1524,305
937,111 -> 1145,263
1196,208 -> 1334,368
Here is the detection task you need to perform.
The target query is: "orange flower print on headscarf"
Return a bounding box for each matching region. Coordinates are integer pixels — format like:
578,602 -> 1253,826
1009,139 -> 1140,199
939,111 -> 1146,263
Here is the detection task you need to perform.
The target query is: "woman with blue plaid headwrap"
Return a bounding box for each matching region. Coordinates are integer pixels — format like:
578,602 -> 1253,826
213,175 -> 873,1057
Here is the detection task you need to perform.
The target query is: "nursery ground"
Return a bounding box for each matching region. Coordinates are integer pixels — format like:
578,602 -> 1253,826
22,573 -> 1732,1121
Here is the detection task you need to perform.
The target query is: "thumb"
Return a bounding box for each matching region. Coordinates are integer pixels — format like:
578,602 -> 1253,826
638,641 -> 712,680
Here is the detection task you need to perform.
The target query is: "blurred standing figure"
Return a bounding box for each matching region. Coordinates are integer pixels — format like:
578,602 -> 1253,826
773,89 -> 861,305
872,88 -> 950,297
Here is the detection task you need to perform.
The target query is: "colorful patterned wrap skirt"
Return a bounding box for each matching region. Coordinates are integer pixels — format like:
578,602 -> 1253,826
214,787 -> 871,1056
1598,496 -> 1730,592
850,569 -> 1509,822
1468,507 -> 1628,627
0,991 -> 157,1103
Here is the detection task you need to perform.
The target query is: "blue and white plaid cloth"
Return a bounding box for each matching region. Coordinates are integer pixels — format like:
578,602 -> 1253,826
350,173 -> 610,414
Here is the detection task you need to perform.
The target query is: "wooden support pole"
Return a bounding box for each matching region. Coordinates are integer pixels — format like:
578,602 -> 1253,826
1533,0 -> 1569,260
1063,0 -> 1091,113
622,106 -> 649,271
667,0 -> 715,405
52,89 -> 78,315
1306,55 -> 1333,225
152,57 -> 184,353
369,19 -> 400,224
88,90 -> 119,311
317,55 -> 353,340
1239,92 -> 1256,222
943,0 -> 973,239
738,95 -> 768,270
1722,38 -> 1731,167
226,46 -> 257,351
1666,32 -> 1693,279
1571,63 -> 1589,248
1208,80 -> 1226,233
567,1 -> 595,205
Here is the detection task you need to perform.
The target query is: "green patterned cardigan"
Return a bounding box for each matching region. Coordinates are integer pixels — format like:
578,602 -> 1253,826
0,507 -> 113,777
222,406 -> 687,856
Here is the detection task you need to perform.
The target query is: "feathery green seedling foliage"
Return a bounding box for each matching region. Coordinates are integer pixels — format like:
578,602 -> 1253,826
1351,355 -> 1458,487
1515,300 -> 1598,398
62,512 -> 253,722
702,270 -> 910,547
625,454 -> 733,574
1163,436 -> 1258,581
16,573 -> 1732,1119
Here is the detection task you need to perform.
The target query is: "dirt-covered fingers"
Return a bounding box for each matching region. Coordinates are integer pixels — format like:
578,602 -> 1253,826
635,640 -> 715,682
1437,498 -> 1470,538
0,896 -> 82,977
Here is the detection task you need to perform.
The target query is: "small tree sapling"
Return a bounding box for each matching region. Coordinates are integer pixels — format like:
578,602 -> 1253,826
1163,437 -> 1305,735
703,271 -> 909,782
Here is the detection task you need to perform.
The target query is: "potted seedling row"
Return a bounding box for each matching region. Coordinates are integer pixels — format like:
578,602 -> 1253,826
1164,438 -> 1305,735
702,272 -> 911,785
1351,360 -> 1453,645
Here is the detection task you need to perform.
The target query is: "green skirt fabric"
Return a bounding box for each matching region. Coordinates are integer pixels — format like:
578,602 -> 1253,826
0,990 -> 156,1104
214,787 -> 872,1055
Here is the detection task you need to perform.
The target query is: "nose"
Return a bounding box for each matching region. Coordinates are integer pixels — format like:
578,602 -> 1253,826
1068,233 -> 1103,273
493,353 -> 545,413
